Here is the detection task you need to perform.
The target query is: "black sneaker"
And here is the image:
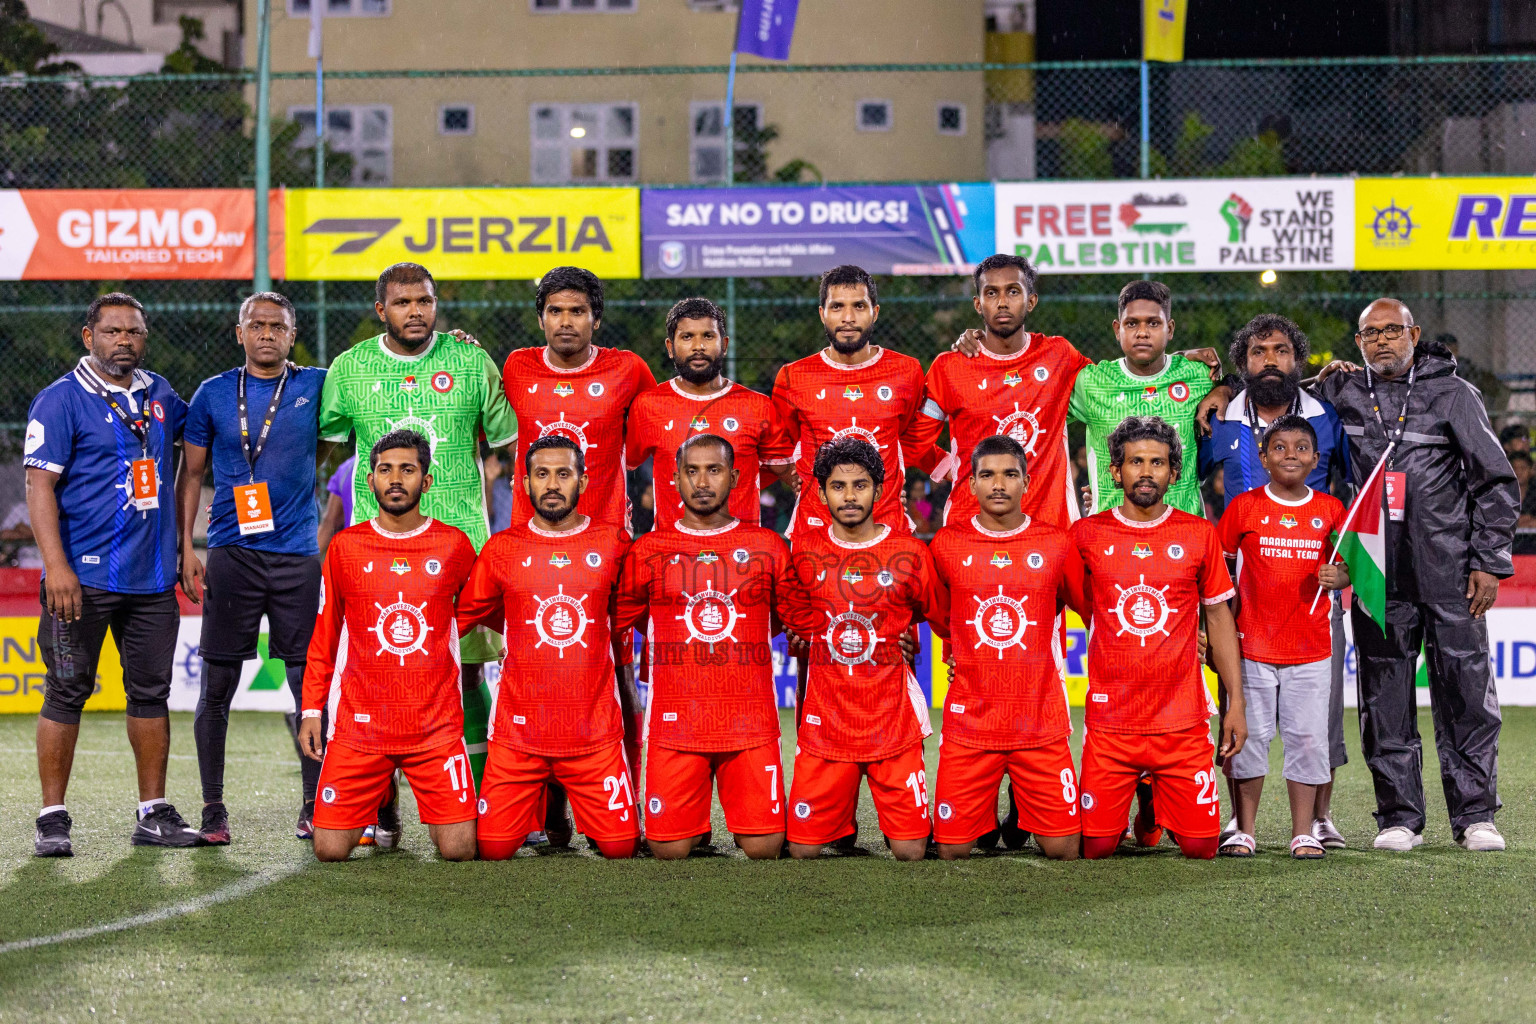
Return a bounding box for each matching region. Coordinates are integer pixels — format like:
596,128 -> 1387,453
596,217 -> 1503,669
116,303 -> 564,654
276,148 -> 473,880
34,809 -> 73,857
545,814 -> 575,851
296,800 -> 315,840
373,774 -> 402,850
131,803 -> 205,848
999,787 -> 1031,850
973,827 -> 1002,852
199,802 -> 231,845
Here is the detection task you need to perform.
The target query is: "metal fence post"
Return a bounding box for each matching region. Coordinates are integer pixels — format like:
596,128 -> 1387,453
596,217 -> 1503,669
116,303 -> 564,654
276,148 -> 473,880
253,0 -> 272,292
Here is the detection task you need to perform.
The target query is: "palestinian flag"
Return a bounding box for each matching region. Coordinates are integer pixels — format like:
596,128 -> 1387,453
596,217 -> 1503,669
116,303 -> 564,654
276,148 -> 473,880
1327,451 -> 1390,630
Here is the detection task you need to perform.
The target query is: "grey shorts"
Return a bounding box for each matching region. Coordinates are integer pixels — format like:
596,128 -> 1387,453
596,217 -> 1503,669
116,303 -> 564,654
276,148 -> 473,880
1226,657 -> 1333,785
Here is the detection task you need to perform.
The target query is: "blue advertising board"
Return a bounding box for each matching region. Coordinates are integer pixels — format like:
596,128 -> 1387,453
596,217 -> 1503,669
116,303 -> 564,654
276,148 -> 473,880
642,184 -> 996,279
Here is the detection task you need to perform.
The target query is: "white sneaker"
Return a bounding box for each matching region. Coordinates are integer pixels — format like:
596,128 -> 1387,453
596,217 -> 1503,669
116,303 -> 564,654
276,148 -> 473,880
1373,826 -> 1424,852
1311,817 -> 1347,849
1457,821 -> 1505,851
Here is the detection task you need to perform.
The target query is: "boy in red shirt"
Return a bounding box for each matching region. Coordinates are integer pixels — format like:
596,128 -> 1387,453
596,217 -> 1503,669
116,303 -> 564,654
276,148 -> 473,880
457,435 -> 639,860
1216,415 -> 1350,858
1068,416 -> 1247,860
615,434 -> 792,859
780,437 -> 944,861
929,434 -> 1087,860
299,430 -> 479,863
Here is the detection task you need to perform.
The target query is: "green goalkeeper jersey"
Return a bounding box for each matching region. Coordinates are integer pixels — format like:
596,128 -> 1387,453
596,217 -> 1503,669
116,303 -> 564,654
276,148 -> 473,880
320,333 -> 518,661
1067,353 -> 1213,517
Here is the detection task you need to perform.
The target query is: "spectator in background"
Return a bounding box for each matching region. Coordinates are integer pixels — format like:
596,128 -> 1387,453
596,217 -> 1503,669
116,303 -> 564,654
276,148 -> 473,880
1513,451 -> 1536,555
316,454 -> 354,557
1202,464 -> 1225,522
484,449 -> 513,534
1072,444 -> 1090,510
1499,423 -> 1529,458
1442,333 -> 1510,412
904,473 -> 935,535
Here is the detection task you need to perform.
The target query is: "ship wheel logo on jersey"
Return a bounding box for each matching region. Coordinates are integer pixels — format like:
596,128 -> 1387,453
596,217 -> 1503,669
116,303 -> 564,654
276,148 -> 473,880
1109,574 -> 1177,645
526,584 -> 590,657
534,410 -> 595,454
829,417 -> 886,453
385,407 -> 440,455
822,604 -> 884,674
676,580 -> 740,649
373,592 -> 433,665
971,587 -> 1037,659
992,404 -> 1044,455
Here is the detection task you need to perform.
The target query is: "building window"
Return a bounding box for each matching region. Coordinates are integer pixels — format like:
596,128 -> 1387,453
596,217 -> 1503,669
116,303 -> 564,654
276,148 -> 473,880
288,0 -> 389,15
289,104 -> 393,185
439,104 -> 475,136
531,0 -> 634,11
530,103 -> 638,183
689,101 -> 762,182
857,100 -> 893,132
937,102 -> 966,136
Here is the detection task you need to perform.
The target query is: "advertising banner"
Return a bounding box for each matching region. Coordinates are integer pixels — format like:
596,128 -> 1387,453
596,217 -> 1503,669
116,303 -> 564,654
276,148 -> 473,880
284,188 -> 640,281
0,617 -> 125,714
0,189 -> 280,280
641,184 -> 995,278
1355,177 -> 1536,270
994,177 -> 1353,274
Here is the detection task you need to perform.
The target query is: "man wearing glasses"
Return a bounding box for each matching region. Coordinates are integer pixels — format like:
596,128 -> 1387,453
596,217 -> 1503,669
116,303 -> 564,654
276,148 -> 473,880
1209,297 -> 1517,853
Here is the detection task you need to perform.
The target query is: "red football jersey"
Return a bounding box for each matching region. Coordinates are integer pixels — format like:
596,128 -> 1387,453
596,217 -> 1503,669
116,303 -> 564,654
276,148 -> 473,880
1069,506 -> 1236,735
302,518 -> 478,755
1216,486 -> 1346,665
614,520 -> 790,753
456,516 -> 630,758
625,379 -> 794,532
921,334 -> 1093,529
771,347 -> 929,537
929,515 -> 1086,750
780,524 -> 943,762
502,345 -> 656,532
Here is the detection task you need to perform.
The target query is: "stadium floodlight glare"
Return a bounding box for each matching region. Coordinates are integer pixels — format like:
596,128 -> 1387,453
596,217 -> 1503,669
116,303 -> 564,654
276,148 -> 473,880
1260,269 -> 1279,287
570,126 -> 587,138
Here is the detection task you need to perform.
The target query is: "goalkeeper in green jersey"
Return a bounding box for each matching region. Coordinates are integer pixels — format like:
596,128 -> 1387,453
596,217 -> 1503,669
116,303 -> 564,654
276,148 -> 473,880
318,263 -> 517,825
1068,280 -> 1218,517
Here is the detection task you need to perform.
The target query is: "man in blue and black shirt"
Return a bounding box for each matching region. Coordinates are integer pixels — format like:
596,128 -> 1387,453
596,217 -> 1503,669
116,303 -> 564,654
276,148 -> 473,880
25,292 -> 202,856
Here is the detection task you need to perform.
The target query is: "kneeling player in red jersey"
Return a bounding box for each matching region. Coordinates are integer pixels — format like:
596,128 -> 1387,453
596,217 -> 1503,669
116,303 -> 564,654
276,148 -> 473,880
457,436 -> 640,860
299,430 -> 480,862
929,435 -> 1087,860
616,434 -> 792,859
780,437 -> 944,861
1068,416 -> 1246,860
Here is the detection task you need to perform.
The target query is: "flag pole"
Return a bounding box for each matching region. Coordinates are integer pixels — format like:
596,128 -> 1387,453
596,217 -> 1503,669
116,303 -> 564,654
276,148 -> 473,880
252,0 -> 272,292
1308,445 -> 1393,614
311,3 -> 328,364
723,46 -> 739,383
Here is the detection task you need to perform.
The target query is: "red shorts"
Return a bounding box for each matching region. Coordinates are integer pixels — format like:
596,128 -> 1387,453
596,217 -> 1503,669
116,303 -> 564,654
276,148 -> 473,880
1078,723 -> 1221,839
786,745 -> 930,846
643,741 -> 786,841
314,738 -> 477,830
932,737 -> 1080,845
478,740 -> 640,843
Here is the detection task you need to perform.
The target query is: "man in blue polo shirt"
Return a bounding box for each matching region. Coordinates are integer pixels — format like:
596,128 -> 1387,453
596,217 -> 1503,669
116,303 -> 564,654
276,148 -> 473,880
177,292 -> 327,845
1197,312 -> 1353,850
25,292 -> 201,856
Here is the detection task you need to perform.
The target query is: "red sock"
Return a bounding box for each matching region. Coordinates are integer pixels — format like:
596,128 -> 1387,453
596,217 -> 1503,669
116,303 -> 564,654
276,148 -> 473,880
1176,834 -> 1219,860
1082,835 -> 1119,859
594,836 -> 638,860
478,837 -> 518,861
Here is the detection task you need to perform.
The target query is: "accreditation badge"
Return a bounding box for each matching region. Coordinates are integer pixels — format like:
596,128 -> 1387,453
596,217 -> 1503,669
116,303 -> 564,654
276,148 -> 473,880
1384,471 -> 1406,523
234,481 -> 276,535
130,458 -> 159,511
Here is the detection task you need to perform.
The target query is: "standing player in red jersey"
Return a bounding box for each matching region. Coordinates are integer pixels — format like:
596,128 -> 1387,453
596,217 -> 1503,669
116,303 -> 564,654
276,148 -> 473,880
615,434 -> 791,859
457,436 -> 639,860
298,430 -> 479,863
501,266 -> 653,838
772,265 -> 932,538
780,437 -> 943,861
929,435 -> 1086,860
919,255 -> 1092,529
626,297 -> 795,532
1068,416 -> 1247,860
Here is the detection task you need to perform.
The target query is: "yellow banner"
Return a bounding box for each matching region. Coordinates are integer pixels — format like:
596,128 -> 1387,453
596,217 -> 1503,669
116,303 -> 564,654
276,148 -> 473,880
0,617 -> 125,713
1357,177 -> 1536,270
1143,0 -> 1188,63
284,188 -> 640,281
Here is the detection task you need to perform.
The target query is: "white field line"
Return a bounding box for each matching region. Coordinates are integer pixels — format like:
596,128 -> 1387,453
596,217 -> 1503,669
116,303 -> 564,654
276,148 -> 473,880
0,747 -> 294,766
0,862 -> 304,956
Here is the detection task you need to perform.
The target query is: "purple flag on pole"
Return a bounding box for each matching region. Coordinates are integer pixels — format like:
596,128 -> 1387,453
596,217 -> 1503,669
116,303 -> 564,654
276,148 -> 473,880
735,0 -> 799,61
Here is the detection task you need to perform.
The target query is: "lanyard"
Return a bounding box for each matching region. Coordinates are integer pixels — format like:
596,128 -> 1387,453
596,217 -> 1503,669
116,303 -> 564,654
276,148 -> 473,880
1364,363 -> 1415,470
237,365 -> 289,482
79,362 -> 149,456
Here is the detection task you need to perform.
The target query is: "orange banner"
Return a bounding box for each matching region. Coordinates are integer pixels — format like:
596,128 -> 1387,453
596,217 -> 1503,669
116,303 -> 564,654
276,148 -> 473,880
0,189 -> 283,280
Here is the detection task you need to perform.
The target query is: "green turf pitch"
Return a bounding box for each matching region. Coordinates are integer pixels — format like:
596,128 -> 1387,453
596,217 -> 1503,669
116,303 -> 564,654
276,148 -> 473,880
0,709 -> 1533,1023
